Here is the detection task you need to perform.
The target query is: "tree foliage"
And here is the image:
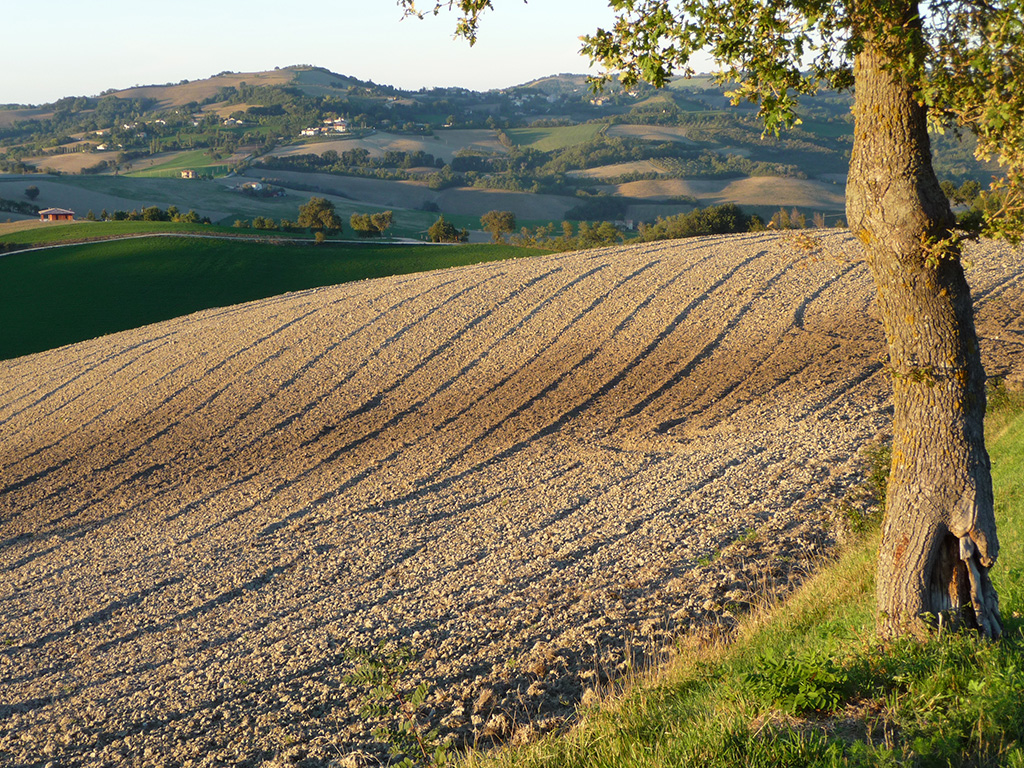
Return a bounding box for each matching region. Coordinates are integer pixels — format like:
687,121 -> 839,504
480,210 -> 516,242
297,196 -> 343,232
510,219 -> 625,251
638,203 -> 762,240
371,210 -> 394,236
142,206 -> 170,222
351,210 -> 395,237
426,215 -> 468,243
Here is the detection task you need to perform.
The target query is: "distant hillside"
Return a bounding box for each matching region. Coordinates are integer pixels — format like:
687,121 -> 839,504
109,69 -> 296,109
105,66 -> 384,109
0,64 -> 997,231
517,73 -> 592,96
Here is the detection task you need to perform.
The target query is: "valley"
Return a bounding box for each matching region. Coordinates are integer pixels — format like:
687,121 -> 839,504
3,64 -> 988,238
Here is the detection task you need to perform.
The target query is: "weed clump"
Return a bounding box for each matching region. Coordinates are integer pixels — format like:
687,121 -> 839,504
741,650 -> 849,715
344,642 -> 451,767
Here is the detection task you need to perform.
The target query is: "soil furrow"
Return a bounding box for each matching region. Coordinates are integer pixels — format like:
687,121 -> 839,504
1,231 -> 1021,768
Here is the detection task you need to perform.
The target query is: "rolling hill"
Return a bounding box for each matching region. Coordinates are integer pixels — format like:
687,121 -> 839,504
0,65 -> 862,231
100,67 -> 362,110
3,63 -> 1000,240
2,231 -> 1022,766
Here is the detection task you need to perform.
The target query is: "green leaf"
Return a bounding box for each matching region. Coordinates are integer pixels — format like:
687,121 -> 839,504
408,682 -> 429,709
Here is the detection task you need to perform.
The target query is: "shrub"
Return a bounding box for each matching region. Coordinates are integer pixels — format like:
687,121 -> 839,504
297,196 -> 343,233
638,203 -> 756,241
427,215 -> 468,243
351,211 -> 394,238
480,210 -> 516,242
741,650 -> 850,714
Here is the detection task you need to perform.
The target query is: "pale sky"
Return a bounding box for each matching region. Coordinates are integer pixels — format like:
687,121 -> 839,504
2,1 -> 627,105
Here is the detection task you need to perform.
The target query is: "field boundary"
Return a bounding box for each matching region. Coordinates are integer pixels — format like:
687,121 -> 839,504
0,231 -> 433,258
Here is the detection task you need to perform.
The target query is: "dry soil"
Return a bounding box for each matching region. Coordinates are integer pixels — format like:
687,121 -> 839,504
2,231 -> 1022,767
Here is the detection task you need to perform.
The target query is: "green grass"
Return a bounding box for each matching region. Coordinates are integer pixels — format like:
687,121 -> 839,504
466,389 -> 1024,768
0,237 -> 540,360
126,149 -> 231,178
0,220 -> 273,246
505,125 -> 605,152
130,164 -> 231,179
989,383 -> 1024,617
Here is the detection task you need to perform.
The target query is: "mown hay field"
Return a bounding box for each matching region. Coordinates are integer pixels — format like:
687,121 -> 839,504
601,176 -> 847,210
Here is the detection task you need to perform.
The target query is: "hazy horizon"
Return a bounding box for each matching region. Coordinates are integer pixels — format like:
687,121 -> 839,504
1,1 -> 630,106
1,64 -> 596,109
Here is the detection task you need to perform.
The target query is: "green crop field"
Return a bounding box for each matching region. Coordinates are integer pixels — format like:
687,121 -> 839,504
505,124 -> 605,152
131,165 -> 231,179
0,220 -> 268,246
127,150 -> 231,178
23,174 -> 256,220
0,237 -> 541,360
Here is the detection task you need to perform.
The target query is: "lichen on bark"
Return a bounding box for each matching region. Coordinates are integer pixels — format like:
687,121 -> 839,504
848,33 -> 1002,639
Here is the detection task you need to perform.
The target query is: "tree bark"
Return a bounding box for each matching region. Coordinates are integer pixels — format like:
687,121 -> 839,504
846,33 -> 1002,639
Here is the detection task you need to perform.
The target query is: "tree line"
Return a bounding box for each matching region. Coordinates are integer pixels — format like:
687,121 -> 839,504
253,131 -> 817,201
484,202 -> 797,251
85,206 -> 210,224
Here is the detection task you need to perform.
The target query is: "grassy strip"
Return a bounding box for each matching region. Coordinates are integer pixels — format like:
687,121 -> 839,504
467,389 -> 1024,768
0,237 -> 541,360
0,220 -> 284,246
0,213 -> 450,244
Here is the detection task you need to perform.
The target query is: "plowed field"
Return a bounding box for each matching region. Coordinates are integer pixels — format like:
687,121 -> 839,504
2,231 -> 1022,766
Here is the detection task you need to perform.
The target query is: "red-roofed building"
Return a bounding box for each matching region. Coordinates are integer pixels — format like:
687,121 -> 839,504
39,208 -> 75,222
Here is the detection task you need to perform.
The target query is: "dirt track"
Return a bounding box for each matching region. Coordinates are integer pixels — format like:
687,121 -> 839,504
2,231 -> 1022,767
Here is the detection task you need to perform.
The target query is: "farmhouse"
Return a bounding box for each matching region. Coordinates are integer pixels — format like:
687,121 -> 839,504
180,169 -> 198,179
38,208 -> 74,222
323,118 -> 348,133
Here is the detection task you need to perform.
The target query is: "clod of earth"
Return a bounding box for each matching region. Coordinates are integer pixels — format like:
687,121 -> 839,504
1,231 -> 1022,766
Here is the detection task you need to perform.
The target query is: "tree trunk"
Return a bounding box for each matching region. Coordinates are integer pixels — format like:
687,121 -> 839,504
846,34 -> 1002,639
